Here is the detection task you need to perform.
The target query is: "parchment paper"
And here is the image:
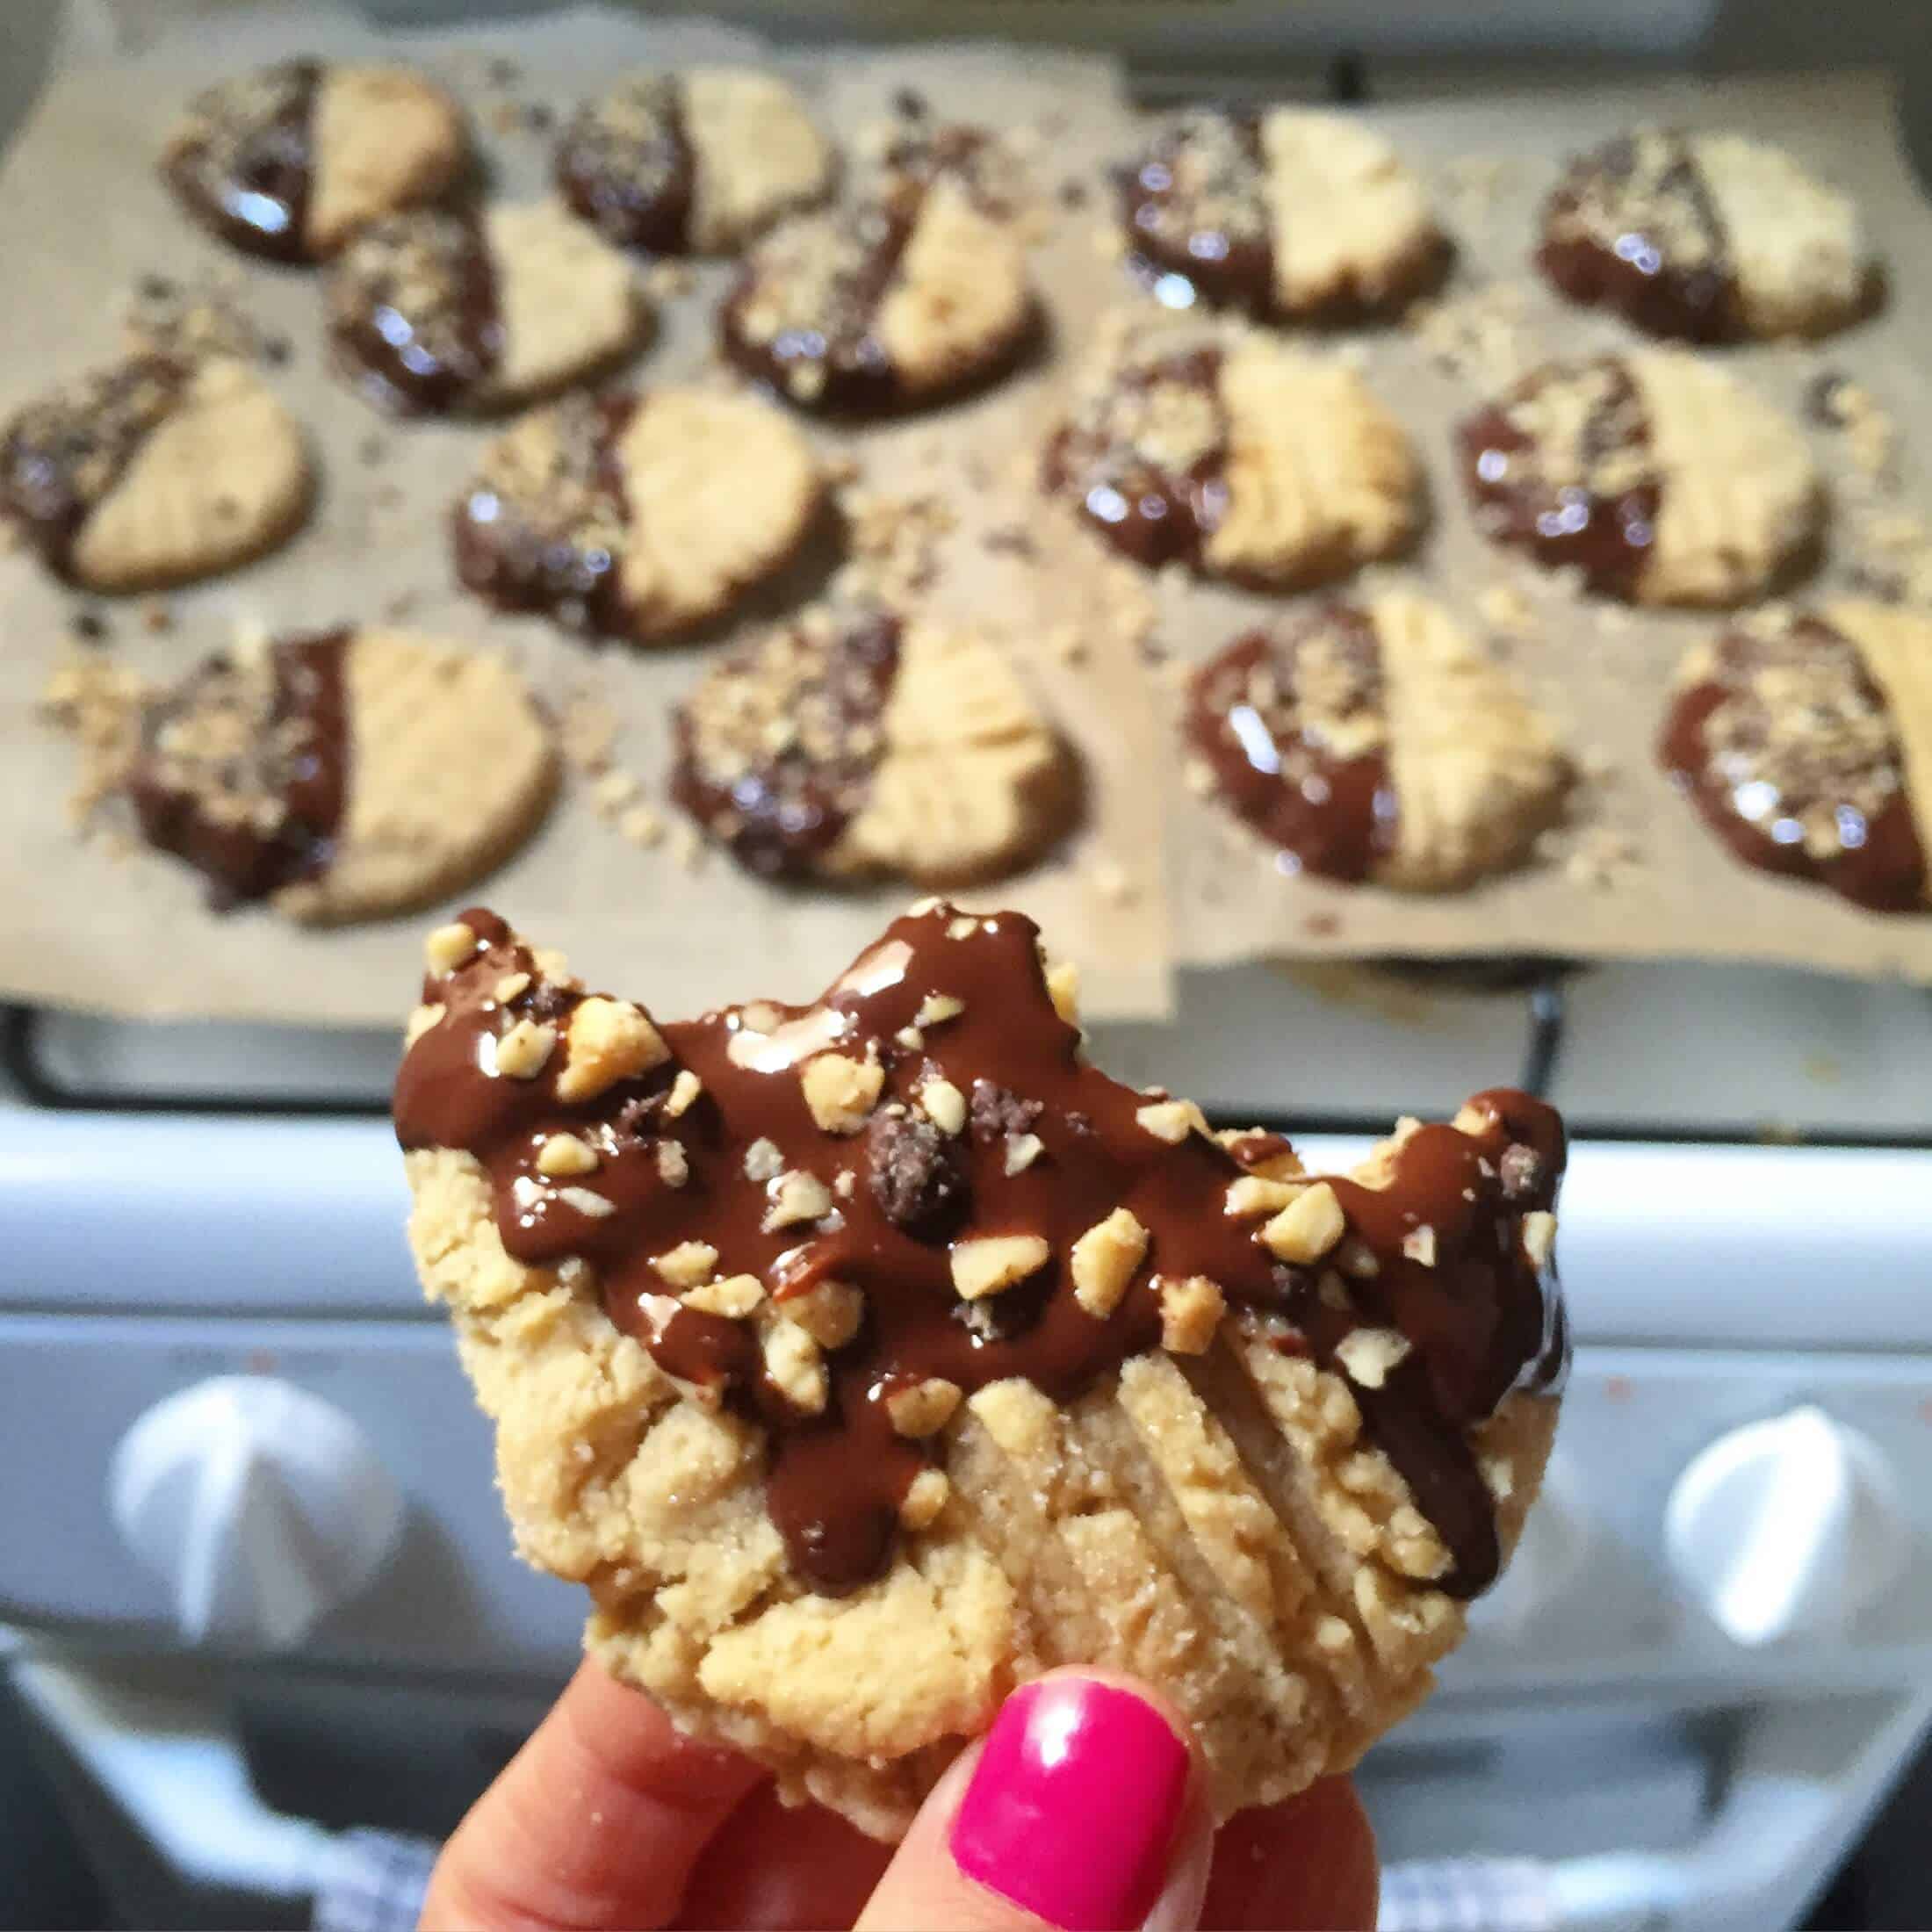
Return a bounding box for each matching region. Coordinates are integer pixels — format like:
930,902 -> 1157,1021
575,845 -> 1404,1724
5,21 -> 1932,1028
0,10 -> 1172,1022
1152,70 -> 1932,982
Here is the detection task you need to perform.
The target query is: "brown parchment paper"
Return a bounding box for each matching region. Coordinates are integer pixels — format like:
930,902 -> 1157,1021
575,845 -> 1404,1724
0,9 -> 1172,1023
1150,70 -> 1932,982
6,25 -> 1932,1027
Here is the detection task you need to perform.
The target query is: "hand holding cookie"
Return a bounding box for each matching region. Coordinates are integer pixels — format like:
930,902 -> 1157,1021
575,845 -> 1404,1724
420,1660 -> 1378,1931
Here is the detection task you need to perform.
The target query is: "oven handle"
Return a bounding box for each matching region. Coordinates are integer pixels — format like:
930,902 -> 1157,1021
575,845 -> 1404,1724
10,1651 -> 1926,1932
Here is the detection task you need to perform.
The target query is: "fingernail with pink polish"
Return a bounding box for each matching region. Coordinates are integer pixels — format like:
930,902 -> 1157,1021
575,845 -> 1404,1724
951,1677 -> 1191,1931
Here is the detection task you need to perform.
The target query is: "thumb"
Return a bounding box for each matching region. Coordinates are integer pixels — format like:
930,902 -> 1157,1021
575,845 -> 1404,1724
855,1670 -> 1212,1932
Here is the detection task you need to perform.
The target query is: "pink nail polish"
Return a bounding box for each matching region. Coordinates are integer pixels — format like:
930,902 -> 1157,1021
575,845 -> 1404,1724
951,1677 -> 1191,1931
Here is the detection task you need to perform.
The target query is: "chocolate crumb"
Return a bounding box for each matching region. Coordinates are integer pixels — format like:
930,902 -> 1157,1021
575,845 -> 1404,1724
71,610 -> 109,642
867,1108 -> 969,1236
1057,179 -> 1089,210
969,1079 -> 1043,1143
892,88 -> 928,121
1806,370 -> 1853,428
983,526 -> 1035,558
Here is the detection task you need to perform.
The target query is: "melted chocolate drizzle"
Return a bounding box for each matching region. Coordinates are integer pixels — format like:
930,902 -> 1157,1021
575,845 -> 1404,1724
1042,345 -> 1230,569
1539,132 -> 1742,343
0,357 -> 191,579
668,607 -> 902,876
162,60 -> 321,263
127,630 -> 350,908
1660,616 -> 1926,912
555,76 -> 696,254
328,210 -> 502,416
1458,358 -> 1660,597
1186,608 -> 1399,883
452,392 -> 638,633
393,903 -> 1567,1598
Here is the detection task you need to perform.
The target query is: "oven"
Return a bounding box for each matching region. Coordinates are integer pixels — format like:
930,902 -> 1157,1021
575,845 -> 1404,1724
4,4 -> 1931,1928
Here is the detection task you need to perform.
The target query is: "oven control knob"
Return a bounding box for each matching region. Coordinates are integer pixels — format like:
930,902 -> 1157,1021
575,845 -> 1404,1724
1665,1405 -> 1906,1646
109,1376 -> 405,1649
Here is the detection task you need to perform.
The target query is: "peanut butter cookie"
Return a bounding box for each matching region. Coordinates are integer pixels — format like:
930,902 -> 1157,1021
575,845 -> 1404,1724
115,626 -> 556,923
1121,108 -> 1445,321
1187,591 -> 1571,890
558,68 -> 833,255
720,123 -> 1034,415
393,899 -> 1566,1838
1045,325 -> 1419,586
671,603 -> 1074,884
1540,129 -> 1874,342
0,356 -> 310,591
161,60 -> 468,263
1661,602 -> 1932,912
1459,349 -> 1822,606
327,201 -> 646,416
453,386 -> 821,642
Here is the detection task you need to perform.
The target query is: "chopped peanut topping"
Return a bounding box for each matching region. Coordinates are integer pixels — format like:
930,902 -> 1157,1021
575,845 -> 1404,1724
1335,1327 -> 1412,1389
1158,1274 -> 1226,1354
424,920 -> 478,975
652,1240 -> 720,1288
1004,1132 -> 1044,1175
1263,1181 -> 1346,1265
1402,1225 -> 1438,1266
537,1132 -> 599,1178
1071,1207 -> 1150,1318
898,1467 -> 950,1530
950,1233 -> 1050,1301
920,1078 -> 968,1136
913,993 -> 965,1028
800,1052 -> 885,1135
779,1278 -> 865,1349
1135,1098 -> 1209,1144
764,1323 -> 826,1413
663,1069 -> 703,1119
763,1170 -> 834,1232
1224,1175 -> 1301,1218
743,1137 -> 784,1182
494,1018 -> 556,1080
493,971 -> 531,1005
682,1273 -> 764,1319
1522,1210 -> 1557,1267
555,1186 -> 615,1219
556,998 -> 670,1103
403,1003 -> 444,1049
886,1377 -> 963,1438
655,1141 -> 688,1187
1045,958 -> 1080,1026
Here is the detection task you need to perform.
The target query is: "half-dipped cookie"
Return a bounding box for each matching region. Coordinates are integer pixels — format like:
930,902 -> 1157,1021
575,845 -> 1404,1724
160,59 -> 468,263
453,386 -> 822,641
1661,602 -> 1932,912
327,202 -> 646,416
1044,325 -> 1419,586
1,356 -> 310,591
393,897 -> 1566,1837
1539,129 -> 1874,342
121,627 -> 557,923
719,123 -> 1034,415
1458,350 -> 1821,607
557,68 -> 833,255
671,602 -> 1073,884
1186,591 -> 1570,890
1121,107 -> 1445,321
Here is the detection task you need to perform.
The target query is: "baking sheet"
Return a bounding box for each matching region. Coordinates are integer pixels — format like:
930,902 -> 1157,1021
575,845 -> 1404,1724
1150,70 -> 1932,981
4,19 -> 1932,1028
0,9 -> 1172,1023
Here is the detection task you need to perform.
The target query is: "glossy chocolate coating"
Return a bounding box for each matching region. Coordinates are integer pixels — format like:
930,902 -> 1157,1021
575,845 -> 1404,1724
1539,132 -> 1742,343
328,209 -> 501,416
127,631 -> 350,908
1660,616 -> 1926,912
0,357 -> 189,579
162,60 -> 321,263
1042,345 -> 1229,569
1186,608 -> 1398,882
554,76 -> 696,254
1121,109 -> 1273,314
393,902 -> 1567,1597
669,608 -> 901,876
1458,357 -> 1660,598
